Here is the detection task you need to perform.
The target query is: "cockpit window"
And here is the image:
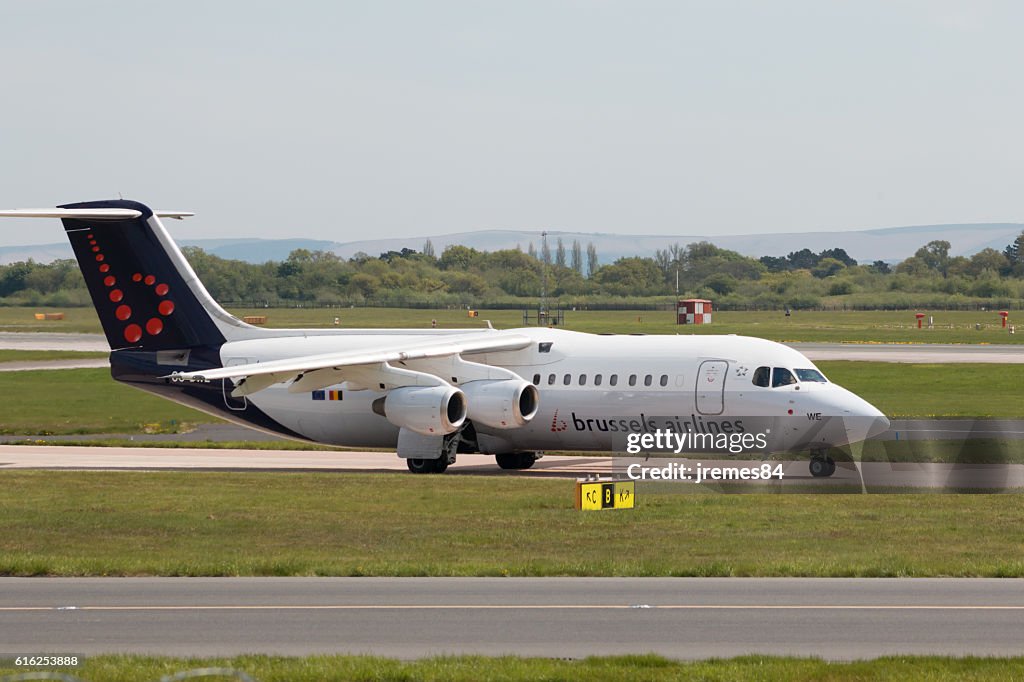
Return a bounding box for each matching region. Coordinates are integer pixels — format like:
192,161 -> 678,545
771,367 -> 797,388
752,366 -> 770,388
795,368 -> 827,383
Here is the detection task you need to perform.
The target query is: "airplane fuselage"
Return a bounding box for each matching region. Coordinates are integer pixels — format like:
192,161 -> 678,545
117,326 -> 887,458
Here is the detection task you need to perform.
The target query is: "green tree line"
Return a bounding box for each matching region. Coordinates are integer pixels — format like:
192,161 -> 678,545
2,232 -> 1023,310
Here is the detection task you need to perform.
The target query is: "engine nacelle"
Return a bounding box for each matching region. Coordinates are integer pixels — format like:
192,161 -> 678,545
372,385 -> 467,436
461,379 -> 540,429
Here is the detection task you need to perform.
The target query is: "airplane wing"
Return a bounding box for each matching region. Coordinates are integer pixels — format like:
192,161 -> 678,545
168,330 -> 534,397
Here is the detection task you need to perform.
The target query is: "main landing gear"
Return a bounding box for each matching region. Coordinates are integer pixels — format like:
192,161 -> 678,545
495,452 -> 538,470
405,430 -> 461,474
809,450 -> 837,478
406,457 -> 450,474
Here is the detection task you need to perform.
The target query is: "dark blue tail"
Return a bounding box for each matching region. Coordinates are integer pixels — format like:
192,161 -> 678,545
60,199 -> 228,351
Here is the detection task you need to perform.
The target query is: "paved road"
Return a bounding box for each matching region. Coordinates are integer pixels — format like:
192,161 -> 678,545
788,341 -> 1024,363
0,332 -> 108,352
2,577 -> 1023,660
3,419 -> 1019,446
0,358 -> 108,372
2,444 -> 1022,489
0,332 -> 1022,362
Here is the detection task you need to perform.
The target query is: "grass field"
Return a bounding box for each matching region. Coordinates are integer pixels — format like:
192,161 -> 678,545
0,349 -> 107,362
5,654 -> 1024,682
818,361 -> 1024,418
0,361 -> 1019,437
0,369 -> 215,435
2,305 -> 1021,343
2,471 -> 1023,577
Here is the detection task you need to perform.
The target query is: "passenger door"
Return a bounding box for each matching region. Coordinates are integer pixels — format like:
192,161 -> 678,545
695,360 -> 728,415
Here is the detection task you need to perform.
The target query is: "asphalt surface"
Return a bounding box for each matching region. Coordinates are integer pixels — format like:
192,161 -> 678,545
0,332 -> 108,352
2,443 -> 1022,489
2,577 -> 1023,660
0,358 -> 108,371
2,418 -> 1020,446
1,332 -> 1023,362
787,341 -> 1024,363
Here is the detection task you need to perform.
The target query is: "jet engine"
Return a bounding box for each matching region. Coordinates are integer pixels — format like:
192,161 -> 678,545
460,379 -> 540,429
372,385 -> 467,436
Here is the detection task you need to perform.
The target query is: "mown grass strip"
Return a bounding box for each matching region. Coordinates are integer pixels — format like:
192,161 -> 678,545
0,349 -> 107,362
818,361 -> 1024,418
1,471 -> 1023,577
0,369 -> 216,435
6,653 -> 1024,682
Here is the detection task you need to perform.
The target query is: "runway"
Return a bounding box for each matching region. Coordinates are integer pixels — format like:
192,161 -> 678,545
0,332 -> 1022,362
0,332 -> 108,352
787,341 -> 1024,363
0,358 -> 108,371
2,444 -> 1023,489
2,577 -> 1023,660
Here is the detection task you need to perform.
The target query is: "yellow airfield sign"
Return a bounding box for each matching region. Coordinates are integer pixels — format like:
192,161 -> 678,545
575,479 -> 635,511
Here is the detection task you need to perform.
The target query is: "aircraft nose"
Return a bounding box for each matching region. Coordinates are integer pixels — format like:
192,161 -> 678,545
867,413 -> 890,440
829,387 -> 890,444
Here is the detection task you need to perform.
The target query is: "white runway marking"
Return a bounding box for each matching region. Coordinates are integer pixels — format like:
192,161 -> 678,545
4,604 -> 1024,612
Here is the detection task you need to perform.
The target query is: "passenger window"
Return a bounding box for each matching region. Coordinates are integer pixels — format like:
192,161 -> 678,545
628,374 -> 637,387
579,374 -> 587,385
594,374 -> 602,386
752,366 -> 770,388
532,374 -> 540,386
772,367 -> 797,388
659,374 -> 668,387
563,374 -> 571,386
610,374 -> 618,386
547,374 -> 556,385
644,374 -> 652,387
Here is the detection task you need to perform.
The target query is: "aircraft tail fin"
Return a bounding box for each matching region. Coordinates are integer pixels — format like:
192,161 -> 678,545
3,199 -> 257,351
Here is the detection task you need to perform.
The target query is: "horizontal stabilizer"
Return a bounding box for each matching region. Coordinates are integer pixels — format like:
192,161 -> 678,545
0,209 -> 193,220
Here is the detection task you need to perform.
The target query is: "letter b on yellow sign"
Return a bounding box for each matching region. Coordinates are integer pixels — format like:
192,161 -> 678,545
575,480 -> 635,511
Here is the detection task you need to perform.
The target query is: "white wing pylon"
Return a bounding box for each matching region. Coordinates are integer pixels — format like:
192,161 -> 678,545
168,331 -> 534,397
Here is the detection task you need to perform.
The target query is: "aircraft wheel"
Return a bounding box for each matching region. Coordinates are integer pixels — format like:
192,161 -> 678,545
496,453 -> 537,470
809,454 -> 836,478
407,458 -> 448,474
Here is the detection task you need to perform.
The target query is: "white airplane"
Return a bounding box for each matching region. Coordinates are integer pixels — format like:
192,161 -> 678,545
0,200 -> 889,476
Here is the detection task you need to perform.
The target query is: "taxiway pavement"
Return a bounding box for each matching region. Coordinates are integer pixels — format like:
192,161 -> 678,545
2,577 -> 1023,660
0,332 -> 1021,362
1,444 -> 1022,489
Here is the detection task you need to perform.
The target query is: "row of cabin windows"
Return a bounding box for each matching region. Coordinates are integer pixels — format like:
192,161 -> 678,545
532,373 -> 670,388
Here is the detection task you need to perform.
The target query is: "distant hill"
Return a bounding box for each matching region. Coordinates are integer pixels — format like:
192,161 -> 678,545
328,223 -> 1024,265
2,223 -> 1020,266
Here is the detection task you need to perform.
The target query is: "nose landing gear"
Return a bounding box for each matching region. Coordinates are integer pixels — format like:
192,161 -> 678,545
809,451 -> 836,477
495,452 -> 538,470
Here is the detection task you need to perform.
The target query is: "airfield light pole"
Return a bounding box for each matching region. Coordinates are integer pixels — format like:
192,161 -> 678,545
541,231 -> 548,321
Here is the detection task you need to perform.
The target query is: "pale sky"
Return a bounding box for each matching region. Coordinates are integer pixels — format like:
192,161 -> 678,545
2,1 -> 1022,246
